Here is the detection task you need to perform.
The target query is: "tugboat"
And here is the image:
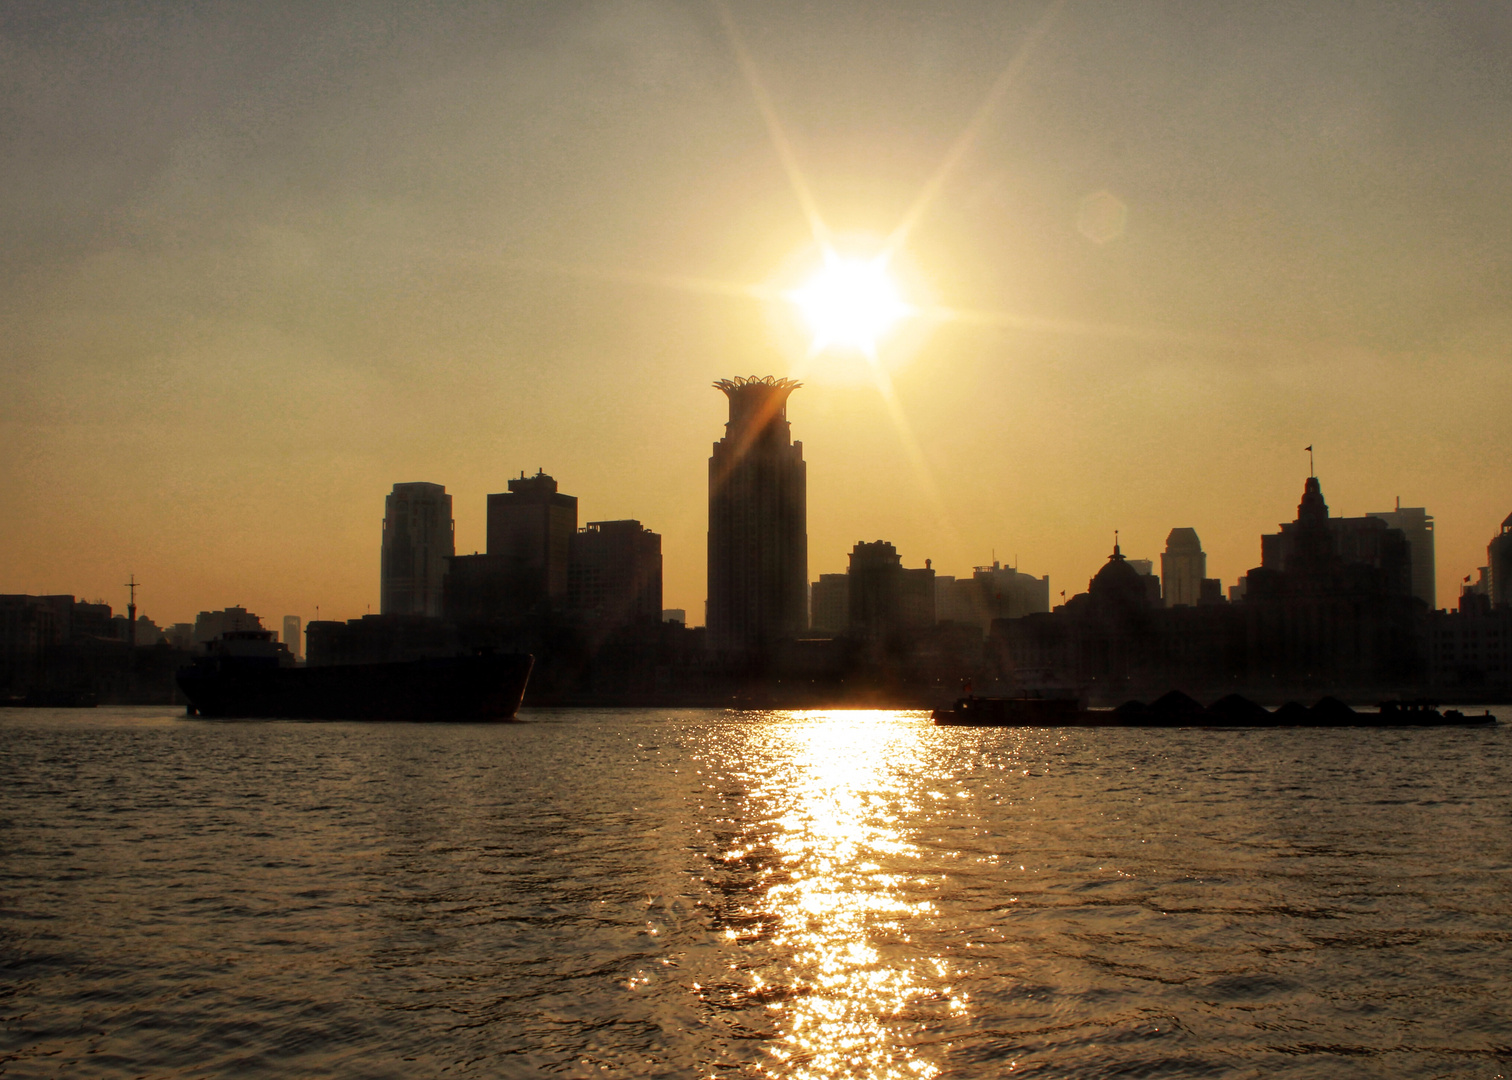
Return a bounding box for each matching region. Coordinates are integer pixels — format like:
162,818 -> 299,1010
177,630 -> 533,721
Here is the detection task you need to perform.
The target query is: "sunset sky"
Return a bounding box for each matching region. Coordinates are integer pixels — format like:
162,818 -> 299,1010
3,1 -> 1509,626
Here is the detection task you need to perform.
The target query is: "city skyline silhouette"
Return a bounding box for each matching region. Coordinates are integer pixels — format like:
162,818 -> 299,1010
1,3 -> 1509,628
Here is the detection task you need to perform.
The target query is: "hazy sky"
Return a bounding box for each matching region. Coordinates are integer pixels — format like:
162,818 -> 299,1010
3,0 -> 1509,625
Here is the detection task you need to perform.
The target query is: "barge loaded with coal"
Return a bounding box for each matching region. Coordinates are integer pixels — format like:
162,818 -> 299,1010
932,690 -> 1496,727
177,630 -> 532,721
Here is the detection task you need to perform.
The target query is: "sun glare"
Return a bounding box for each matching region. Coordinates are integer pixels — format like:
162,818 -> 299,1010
789,254 -> 907,355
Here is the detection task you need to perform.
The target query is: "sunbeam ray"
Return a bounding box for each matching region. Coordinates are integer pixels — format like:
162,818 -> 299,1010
713,0 -> 832,249
882,0 -> 1067,261
867,362 -> 966,563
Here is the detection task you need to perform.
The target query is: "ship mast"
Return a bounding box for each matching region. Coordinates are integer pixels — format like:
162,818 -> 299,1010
124,574 -> 140,648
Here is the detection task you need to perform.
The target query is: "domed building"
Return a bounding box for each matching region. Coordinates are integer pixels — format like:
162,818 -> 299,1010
1085,541 -> 1154,613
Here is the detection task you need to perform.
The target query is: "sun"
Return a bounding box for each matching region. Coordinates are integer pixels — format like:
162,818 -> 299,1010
788,253 -> 908,355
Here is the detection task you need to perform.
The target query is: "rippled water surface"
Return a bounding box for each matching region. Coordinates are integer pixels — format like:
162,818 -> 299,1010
3,706 -> 1511,1078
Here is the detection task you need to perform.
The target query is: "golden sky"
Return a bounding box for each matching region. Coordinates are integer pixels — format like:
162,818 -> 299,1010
2,2 -> 1509,625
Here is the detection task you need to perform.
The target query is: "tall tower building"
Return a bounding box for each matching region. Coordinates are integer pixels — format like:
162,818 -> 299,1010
1367,502 -> 1435,610
707,376 -> 807,656
380,482 -> 454,617
486,471 -> 578,607
282,615 -> 302,661
568,519 -> 663,626
1160,528 -> 1206,607
1490,512 -> 1512,610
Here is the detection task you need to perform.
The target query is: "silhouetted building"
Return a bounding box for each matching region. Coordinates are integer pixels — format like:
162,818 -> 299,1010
845,541 -> 935,647
165,623 -> 195,651
1490,512 -> 1512,609
1,595 -> 71,692
1462,566 -> 1491,611
306,614 -> 458,667
995,478 -> 1422,699
487,471 -> 577,608
1259,489 -> 1413,601
810,574 -> 849,634
934,576 -> 973,625
1,594 -> 192,704
707,377 -> 807,656
71,602 -> 113,639
193,607 -> 262,645
380,482 -> 454,617
1161,528 -> 1206,607
661,609 -> 686,625
568,520 -> 662,627
934,563 -> 1050,630
442,554 -> 516,624
448,471 -> 579,624
1239,476 -> 1419,688
1425,603 -> 1512,691
1126,558 -> 1163,605
113,614 -> 163,645
283,615 -> 302,661
1367,503 -> 1435,610
975,562 -> 1052,622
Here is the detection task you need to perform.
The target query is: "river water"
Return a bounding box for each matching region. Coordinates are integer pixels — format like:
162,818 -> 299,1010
2,706 -> 1510,1079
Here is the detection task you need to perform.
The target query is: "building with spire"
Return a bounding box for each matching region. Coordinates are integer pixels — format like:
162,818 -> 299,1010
993,477 -> 1423,699
380,482 -> 454,617
707,376 -> 807,657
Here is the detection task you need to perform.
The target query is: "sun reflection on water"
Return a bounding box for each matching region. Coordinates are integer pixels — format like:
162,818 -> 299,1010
722,710 -> 953,1079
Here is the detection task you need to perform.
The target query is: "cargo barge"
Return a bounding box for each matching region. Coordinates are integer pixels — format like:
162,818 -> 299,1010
932,691 -> 1497,728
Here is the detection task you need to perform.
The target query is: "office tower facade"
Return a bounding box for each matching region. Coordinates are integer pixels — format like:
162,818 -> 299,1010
1367,503 -> 1435,610
568,520 -> 663,626
283,615 -> 302,661
707,377 -> 807,655
1161,528 -> 1207,607
380,482 -> 454,617
1491,512 -> 1512,609
487,471 -> 577,607
810,574 -> 850,634
845,541 -> 936,644
972,562 -> 1053,622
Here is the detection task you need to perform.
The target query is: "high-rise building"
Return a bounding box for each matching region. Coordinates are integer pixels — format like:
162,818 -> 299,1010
380,482 -> 454,617
1367,502 -> 1435,610
1161,528 -> 1206,607
1125,558 -> 1163,605
487,471 -> 577,607
934,564 -> 1051,630
843,541 -> 935,645
283,615 -> 302,661
1259,480 -> 1413,598
707,377 -> 807,655
809,574 -> 849,634
568,519 -> 663,626
1491,512 -> 1512,610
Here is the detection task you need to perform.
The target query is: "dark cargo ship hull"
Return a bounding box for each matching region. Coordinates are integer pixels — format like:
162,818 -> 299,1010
178,653 -> 533,721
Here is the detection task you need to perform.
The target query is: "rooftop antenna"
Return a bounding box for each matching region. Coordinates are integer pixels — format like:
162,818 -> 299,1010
1306,444 -> 1314,478
124,574 -> 140,647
